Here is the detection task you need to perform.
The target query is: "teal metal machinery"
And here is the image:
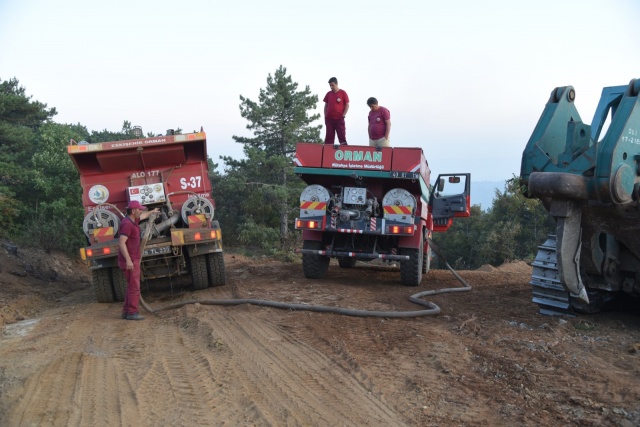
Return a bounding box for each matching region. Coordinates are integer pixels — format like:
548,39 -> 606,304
520,78 -> 640,314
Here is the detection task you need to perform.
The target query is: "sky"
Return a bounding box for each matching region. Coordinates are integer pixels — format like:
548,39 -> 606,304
1,0 -> 640,192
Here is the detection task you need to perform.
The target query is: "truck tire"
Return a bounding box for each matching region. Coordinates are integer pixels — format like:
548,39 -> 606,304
338,257 -> 357,268
190,254 -> 209,290
423,245 -> 432,275
206,252 -> 226,287
111,267 -> 127,302
302,240 -> 329,279
400,236 -> 424,287
92,268 -> 115,303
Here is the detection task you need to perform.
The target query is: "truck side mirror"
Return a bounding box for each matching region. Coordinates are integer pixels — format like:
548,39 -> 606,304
437,178 -> 445,192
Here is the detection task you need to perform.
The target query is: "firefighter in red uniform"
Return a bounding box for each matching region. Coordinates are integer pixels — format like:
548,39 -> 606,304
118,201 -> 159,320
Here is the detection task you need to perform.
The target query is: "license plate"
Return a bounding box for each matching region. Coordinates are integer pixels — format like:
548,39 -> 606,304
390,171 -> 419,179
143,246 -> 172,256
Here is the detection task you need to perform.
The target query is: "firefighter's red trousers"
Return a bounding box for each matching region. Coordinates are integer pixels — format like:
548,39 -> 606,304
122,264 -> 141,315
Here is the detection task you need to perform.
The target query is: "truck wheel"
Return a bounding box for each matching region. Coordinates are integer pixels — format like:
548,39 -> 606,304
302,240 -> 329,279
422,245 -> 432,275
338,257 -> 357,268
190,254 -> 209,290
92,268 -> 115,303
400,237 -> 424,287
112,267 -> 127,302
206,252 -> 226,287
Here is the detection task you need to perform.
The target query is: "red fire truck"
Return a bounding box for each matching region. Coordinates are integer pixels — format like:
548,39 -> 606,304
294,143 -> 470,286
67,130 -> 225,302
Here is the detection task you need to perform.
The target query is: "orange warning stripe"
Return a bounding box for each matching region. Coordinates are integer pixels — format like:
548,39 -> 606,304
300,201 -> 327,210
383,205 -> 413,215
188,214 -> 207,224
93,227 -> 114,237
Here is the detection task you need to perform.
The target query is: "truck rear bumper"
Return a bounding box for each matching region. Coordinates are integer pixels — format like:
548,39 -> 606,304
296,248 -> 409,261
296,217 -> 415,236
82,235 -> 222,269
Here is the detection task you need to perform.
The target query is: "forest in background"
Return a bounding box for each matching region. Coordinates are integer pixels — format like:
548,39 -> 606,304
0,69 -> 555,269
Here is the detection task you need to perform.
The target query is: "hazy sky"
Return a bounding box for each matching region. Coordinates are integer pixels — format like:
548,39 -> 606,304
1,0 -> 639,182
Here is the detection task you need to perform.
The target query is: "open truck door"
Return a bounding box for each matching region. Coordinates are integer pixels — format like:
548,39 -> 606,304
429,173 -> 471,232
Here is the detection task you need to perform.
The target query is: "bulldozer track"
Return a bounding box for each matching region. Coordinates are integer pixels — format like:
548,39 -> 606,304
530,235 -> 573,316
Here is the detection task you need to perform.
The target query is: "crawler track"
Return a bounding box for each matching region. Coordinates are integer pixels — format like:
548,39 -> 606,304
530,235 -> 573,315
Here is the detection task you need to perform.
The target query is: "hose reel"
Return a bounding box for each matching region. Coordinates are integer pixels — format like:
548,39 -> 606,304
382,188 -> 416,222
82,209 -> 121,238
181,196 -> 215,224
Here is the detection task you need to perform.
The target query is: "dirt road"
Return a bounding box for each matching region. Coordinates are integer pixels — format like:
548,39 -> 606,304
1,246 -> 640,426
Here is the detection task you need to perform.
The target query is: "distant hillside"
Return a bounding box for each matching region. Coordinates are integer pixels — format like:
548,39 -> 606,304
470,180 -> 506,211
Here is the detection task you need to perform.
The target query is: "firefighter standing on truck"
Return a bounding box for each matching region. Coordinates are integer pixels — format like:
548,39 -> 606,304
367,97 -> 391,148
323,77 -> 350,147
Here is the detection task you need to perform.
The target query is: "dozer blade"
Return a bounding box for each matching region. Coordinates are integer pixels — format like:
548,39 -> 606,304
552,200 -> 589,304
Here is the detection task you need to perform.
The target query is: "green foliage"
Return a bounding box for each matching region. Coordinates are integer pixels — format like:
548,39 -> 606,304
13,122 -> 88,251
233,65 -> 322,156
0,77 -> 57,224
0,77 -> 56,168
32,122 -> 85,201
0,78 -> 147,252
88,120 -> 141,142
214,155 -> 302,246
0,75 -> 555,266
487,176 -> 555,262
237,218 -> 281,252
0,185 -> 19,237
215,65 -> 321,248
433,176 -> 555,269
17,199 -> 86,254
432,205 -> 487,269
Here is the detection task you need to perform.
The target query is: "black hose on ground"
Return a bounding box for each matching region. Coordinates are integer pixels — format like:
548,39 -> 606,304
409,237 -> 472,310
138,237 -> 471,318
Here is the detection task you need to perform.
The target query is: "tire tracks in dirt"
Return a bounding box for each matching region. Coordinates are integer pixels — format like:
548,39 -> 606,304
3,254 -> 640,426
190,304 -> 406,426
132,325 -> 219,425
1,307 -> 132,426
0,286 -> 409,426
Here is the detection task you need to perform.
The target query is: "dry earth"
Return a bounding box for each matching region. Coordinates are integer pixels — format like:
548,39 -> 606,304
1,242 -> 640,426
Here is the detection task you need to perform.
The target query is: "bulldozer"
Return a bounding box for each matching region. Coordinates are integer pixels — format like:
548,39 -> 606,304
521,78 -> 640,315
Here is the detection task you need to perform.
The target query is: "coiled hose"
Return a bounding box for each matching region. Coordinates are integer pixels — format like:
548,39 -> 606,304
138,236 -> 471,318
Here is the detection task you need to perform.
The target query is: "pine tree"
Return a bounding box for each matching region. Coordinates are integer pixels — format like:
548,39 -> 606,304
225,66 -> 322,247
0,77 -> 57,237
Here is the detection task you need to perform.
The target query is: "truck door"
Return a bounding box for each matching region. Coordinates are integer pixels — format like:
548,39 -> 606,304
429,173 -> 471,232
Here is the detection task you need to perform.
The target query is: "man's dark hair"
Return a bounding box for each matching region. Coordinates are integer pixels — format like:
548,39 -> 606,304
367,97 -> 378,106
328,77 -> 338,84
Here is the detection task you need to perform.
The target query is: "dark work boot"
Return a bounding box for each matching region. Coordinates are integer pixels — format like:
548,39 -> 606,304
126,313 -> 145,321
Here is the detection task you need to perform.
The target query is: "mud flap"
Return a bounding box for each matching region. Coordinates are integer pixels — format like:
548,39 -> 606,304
551,199 -> 589,304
